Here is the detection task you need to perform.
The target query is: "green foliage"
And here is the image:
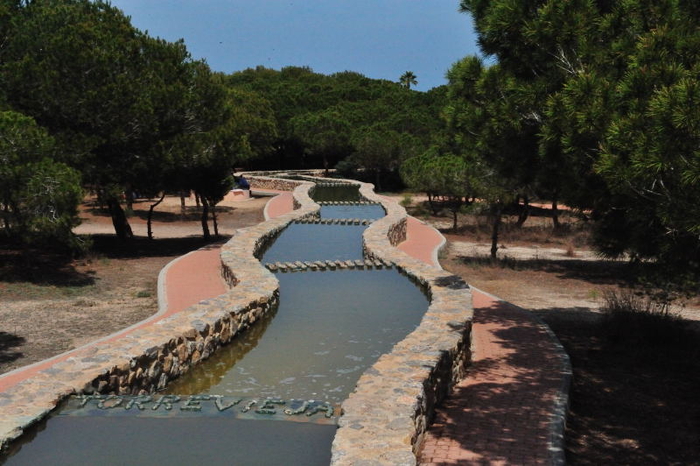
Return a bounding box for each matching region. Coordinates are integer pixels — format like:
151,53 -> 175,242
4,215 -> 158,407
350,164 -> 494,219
449,0 -> 700,286
1,0 -> 276,240
0,110 -> 83,250
225,66 -> 446,176
399,71 -> 418,89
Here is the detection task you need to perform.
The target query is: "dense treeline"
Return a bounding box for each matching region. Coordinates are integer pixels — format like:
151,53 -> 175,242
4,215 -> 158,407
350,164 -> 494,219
227,66 -> 447,189
2,0 -> 698,293
0,0 -> 446,248
402,0 -> 700,291
0,0 -> 277,246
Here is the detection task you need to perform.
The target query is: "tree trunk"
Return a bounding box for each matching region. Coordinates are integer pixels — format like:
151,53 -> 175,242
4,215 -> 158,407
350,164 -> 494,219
552,196 -> 561,230
374,170 -> 382,192
211,200 -> 219,238
147,192 -> 166,240
490,203 -> 502,260
450,197 -> 461,230
427,192 -> 439,216
195,193 -> 201,208
516,194 -> 530,228
106,197 -> 133,240
180,192 -> 186,219
200,195 -> 210,240
2,202 -> 10,233
125,185 -> 134,212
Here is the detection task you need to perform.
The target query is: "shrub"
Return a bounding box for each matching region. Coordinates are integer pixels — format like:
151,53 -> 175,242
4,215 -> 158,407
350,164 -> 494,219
601,291 -> 692,348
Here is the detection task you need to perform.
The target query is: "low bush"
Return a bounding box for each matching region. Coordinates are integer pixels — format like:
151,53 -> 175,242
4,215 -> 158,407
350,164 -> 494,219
601,291 -> 694,348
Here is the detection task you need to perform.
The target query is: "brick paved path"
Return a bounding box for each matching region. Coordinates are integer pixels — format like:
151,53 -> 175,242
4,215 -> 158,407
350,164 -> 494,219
0,188 -> 570,465
418,290 -> 569,465
398,220 -> 571,465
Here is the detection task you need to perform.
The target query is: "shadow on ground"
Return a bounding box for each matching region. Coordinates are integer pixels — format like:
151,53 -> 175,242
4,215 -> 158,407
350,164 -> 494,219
422,300 -> 700,465
0,332 -> 25,365
89,235 -> 231,259
0,248 -> 95,287
421,300 -> 566,465
85,205 -> 235,223
454,254 -> 637,287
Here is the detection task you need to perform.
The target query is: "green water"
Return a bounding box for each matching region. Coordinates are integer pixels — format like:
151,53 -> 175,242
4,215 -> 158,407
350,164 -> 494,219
260,223 -> 366,263
2,192 -> 429,466
320,204 -> 385,220
165,269 -> 429,402
311,185 -> 361,202
3,416 -> 335,466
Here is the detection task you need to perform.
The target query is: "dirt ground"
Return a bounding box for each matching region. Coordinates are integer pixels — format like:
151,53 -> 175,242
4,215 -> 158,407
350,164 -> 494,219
2,192 -> 698,463
406,200 -> 700,465
0,193 -> 268,375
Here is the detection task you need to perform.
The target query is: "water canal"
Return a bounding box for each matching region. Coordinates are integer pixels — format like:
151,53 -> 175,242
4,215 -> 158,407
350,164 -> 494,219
1,184 -> 430,465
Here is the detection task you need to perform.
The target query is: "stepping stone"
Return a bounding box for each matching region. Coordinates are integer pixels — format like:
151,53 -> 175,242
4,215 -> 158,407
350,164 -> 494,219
354,260 -> 366,269
294,261 -> 306,270
344,260 -> 355,269
266,263 -> 278,272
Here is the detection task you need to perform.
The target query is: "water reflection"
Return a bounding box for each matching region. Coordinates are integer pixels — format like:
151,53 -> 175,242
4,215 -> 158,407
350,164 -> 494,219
260,224 -> 366,263
311,185 -> 361,202
319,204 -> 385,220
165,269 -> 429,403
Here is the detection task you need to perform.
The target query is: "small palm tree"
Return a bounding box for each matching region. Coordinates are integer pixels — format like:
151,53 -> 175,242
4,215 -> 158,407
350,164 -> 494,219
399,71 -> 417,89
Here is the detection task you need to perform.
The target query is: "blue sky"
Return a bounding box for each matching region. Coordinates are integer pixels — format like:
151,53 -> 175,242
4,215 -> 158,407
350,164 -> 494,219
108,0 -> 482,91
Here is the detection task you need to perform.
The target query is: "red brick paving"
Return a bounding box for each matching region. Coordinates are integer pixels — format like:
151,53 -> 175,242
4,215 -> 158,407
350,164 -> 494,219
400,219 -> 568,465
0,189 -> 569,466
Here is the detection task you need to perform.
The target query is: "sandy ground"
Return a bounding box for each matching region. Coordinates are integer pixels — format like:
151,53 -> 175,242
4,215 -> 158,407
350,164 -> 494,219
0,194 -> 268,375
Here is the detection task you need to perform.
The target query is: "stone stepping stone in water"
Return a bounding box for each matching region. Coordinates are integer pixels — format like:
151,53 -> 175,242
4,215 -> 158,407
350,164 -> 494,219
266,263 -> 278,272
314,261 -> 327,270
293,261 -> 307,271
324,260 -> 336,270
354,259 -> 366,269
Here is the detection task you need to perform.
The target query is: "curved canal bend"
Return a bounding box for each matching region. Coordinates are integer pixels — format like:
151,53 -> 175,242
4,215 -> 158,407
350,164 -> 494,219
2,184 -> 430,465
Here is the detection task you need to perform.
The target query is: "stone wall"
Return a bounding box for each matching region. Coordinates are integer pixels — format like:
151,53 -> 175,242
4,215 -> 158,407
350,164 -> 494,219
0,174 -> 473,466
0,181 -> 319,452
330,182 -> 473,465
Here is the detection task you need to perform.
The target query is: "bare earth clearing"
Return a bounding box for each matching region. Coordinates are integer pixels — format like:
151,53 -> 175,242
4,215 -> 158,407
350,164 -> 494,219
402,197 -> 700,465
0,194 -> 267,374
1,192 -> 698,463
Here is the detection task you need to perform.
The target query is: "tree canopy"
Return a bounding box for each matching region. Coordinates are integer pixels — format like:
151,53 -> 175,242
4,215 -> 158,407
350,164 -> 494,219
444,0 -> 700,285
0,0 -> 277,242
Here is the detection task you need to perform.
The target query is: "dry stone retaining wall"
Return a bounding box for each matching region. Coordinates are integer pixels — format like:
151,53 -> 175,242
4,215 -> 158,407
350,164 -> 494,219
330,182 -> 473,466
1,173 -> 473,466
0,181 -> 318,453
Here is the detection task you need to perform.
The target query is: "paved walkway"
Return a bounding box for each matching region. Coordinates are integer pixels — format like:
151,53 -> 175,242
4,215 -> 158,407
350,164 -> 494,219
0,189 -> 569,465
400,219 -> 570,465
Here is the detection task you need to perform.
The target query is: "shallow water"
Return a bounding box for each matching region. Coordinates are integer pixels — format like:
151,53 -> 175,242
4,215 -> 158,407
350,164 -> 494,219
165,269 -> 429,402
311,185 -> 361,202
260,223 -> 366,263
2,190 -> 428,465
319,204 -> 385,220
3,415 -> 335,466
